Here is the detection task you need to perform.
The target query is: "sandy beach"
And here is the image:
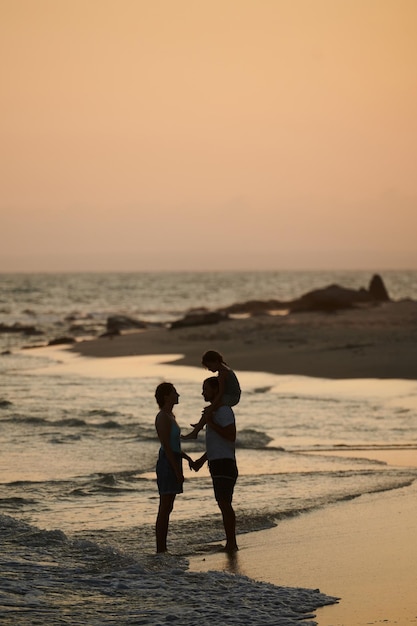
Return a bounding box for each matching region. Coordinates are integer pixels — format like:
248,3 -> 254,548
72,300 -> 417,380
70,300 -> 417,625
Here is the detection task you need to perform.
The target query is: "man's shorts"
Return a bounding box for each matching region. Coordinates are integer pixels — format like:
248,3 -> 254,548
156,449 -> 183,495
208,458 -> 238,503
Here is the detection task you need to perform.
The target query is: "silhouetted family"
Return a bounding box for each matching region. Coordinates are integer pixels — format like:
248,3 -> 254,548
154,350 -> 241,554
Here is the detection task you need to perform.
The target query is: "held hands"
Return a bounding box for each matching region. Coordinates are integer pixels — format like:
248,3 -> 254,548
184,455 -> 206,472
190,456 -> 206,472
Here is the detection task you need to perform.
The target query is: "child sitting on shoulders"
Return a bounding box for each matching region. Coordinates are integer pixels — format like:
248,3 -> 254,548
182,350 -> 241,440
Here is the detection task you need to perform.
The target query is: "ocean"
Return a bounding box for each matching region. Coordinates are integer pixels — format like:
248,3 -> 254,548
1,270 -> 417,624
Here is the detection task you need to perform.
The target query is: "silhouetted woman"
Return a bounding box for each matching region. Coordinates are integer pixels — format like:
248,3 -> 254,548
154,382 -> 192,553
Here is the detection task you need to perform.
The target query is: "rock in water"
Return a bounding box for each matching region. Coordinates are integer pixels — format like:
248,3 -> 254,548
368,274 -> 390,301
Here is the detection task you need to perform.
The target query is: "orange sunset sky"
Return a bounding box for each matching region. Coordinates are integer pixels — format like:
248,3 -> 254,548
1,0 -> 416,272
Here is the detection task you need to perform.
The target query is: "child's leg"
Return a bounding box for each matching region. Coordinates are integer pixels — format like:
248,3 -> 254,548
191,413 -> 206,430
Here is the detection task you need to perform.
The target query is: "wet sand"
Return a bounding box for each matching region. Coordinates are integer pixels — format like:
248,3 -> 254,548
190,452 -> 417,626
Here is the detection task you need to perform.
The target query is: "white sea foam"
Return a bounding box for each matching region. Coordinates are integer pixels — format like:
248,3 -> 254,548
0,513 -> 338,626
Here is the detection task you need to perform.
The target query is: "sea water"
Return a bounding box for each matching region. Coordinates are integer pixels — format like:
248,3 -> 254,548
1,270 -> 417,543
1,271 -> 417,624
2,348 -> 417,543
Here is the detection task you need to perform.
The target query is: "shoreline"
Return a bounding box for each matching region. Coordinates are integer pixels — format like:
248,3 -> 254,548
189,465 -> 417,626
71,300 -> 417,380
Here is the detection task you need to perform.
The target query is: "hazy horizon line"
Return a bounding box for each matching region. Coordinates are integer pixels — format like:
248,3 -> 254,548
1,268 -> 416,275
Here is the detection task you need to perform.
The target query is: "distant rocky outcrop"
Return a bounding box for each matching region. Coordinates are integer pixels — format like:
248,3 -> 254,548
289,274 -> 390,313
0,323 -> 43,336
106,315 -> 147,333
170,310 -> 229,330
288,284 -> 372,312
48,336 -> 77,346
368,274 -> 390,301
221,299 -> 286,315
173,274 -> 392,321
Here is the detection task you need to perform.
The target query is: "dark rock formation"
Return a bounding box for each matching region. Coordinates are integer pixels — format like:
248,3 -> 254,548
368,274 -> 390,301
221,299 -> 286,315
217,274 -> 392,316
289,275 -> 391,313
106,315 -> 147,333
170,310 -> 229,329
0,323 -> 43,336
289,284 -> 373,313
48,336 -> 77,346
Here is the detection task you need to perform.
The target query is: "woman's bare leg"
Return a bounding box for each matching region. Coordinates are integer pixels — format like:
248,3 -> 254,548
156,494 -> 176,553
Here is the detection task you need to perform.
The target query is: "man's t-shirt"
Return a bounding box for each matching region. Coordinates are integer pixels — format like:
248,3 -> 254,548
205,406 -> 236,461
